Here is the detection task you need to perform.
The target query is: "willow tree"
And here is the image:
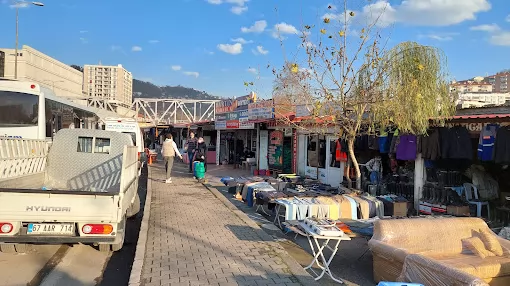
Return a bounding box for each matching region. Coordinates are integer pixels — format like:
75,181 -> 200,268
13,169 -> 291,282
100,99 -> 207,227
373,42 -> 455,135
272,1 -> 454,189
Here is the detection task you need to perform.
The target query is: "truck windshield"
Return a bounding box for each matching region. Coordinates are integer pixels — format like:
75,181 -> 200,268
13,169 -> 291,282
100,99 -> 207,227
0,90 -> 38,127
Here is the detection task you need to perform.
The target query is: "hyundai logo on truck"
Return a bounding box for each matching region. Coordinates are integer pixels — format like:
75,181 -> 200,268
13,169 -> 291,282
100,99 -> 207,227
26,206 -> 71,212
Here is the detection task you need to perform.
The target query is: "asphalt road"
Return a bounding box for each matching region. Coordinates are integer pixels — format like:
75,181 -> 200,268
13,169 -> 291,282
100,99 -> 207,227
0,165 -> 148,286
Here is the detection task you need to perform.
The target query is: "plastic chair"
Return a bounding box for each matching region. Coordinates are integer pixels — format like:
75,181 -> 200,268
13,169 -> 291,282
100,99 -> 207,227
463,183 -> 490,218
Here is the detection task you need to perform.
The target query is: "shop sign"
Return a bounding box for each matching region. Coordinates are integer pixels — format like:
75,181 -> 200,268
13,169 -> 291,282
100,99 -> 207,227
215,93 -> 256,114
227,112 -> 239,120
215,121 -> 226,129
239,117 -> 254,129
216,99 -> 236,114
226,120 -> 239,129
216,114 -> 227,121
445,122 -> 486,132
270,130 -> 284,145
248,100 -> 274,120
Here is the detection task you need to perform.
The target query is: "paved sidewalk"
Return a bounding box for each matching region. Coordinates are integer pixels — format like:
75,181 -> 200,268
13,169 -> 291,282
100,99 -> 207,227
139,162 -> 316,286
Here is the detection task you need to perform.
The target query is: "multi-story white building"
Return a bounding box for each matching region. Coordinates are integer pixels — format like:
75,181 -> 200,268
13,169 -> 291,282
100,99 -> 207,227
83,64 -> 133,106
0,45 -> 84,99
457,93 -> 510,108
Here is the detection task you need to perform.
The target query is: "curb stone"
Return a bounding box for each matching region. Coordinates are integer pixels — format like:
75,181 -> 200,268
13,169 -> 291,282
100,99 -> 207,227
128,166 -> 153,286
204,183 -> 321,286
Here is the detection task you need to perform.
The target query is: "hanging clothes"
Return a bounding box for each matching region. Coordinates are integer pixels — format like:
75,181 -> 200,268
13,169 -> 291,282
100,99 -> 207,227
494,126 -> 510,164
368,135 -> 379,151
355,135 -> 369,151
389,129 -> 400,154
335,139 -> 348,162
379,130 -> 390,153
420,128 -> 441,160
396,134 -> 417,161
441,126 -> 473,160
478,124 -> 499,161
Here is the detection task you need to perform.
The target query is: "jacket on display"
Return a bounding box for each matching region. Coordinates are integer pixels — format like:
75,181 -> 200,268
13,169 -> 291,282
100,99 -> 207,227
440,126 -> 473,160
419,128 -> 441,160
494,126 -> 510,164
389,129 -> 400,154
368,135 -> 380,151
379,130 -> 392,154
478,124 -> 499,161
396,134 -> 417,161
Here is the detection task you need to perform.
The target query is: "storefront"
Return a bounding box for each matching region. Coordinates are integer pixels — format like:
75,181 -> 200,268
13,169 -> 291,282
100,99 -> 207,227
214,93 -> 257,166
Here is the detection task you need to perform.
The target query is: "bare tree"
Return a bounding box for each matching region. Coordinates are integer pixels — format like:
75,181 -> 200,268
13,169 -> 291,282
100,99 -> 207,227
272,1 -> 454,189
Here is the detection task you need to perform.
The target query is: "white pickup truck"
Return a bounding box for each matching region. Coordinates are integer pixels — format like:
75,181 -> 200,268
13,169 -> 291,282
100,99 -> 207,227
0,129 -> 141,253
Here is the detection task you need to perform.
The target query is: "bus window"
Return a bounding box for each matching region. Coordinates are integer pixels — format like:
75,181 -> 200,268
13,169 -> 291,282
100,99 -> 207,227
0,91 -> 38,127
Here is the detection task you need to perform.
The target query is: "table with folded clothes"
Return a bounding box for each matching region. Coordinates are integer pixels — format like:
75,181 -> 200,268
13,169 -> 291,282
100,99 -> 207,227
272,192 -> 407,229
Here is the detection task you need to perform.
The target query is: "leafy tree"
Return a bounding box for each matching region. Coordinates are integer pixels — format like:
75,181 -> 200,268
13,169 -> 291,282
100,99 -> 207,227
70,64 -> 83,72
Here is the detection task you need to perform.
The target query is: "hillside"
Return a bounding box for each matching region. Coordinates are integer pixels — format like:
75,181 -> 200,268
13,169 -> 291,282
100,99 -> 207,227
133,79 -> 220,100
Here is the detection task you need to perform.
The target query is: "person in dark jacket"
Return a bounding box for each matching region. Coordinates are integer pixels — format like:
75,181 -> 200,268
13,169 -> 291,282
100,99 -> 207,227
196,137 -> 208,172
185,131 -> 198,172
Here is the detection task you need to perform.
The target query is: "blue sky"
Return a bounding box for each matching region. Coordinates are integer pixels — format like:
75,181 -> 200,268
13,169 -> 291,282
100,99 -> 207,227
0,0 -> 509,98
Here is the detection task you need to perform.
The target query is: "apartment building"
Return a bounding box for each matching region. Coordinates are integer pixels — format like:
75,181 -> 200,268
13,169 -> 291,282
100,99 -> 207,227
0,45 -> 84,99
486,72 -> 510,93
450,80 -> 493,93
83,64 -> 133,106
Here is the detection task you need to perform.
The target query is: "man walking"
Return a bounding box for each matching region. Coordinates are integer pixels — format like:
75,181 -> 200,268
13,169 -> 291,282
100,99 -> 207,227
185,131 -> 198,173
162,134 -> 182,183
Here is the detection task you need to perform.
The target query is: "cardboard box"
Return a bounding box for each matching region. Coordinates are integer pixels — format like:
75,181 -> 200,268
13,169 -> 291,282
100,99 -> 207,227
447,205 -> 470,217
393,201 -> 408,217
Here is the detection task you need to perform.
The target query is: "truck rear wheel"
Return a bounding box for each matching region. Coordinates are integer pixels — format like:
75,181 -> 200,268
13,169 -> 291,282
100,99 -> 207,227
0,243 -> 29,253
0,244 -> 16,253
127,193 -> 141,218
99,216 -> 126,252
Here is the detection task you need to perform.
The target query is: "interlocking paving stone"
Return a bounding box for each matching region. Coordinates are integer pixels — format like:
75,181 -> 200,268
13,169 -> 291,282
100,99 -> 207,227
140,164 -> 307,286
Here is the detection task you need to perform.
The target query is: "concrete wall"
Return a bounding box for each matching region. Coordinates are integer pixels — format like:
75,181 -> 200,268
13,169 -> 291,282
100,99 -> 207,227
0,45 -> 84,99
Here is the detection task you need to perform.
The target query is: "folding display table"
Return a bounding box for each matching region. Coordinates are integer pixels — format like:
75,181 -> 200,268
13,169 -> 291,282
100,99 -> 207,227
299,222 -> 351,283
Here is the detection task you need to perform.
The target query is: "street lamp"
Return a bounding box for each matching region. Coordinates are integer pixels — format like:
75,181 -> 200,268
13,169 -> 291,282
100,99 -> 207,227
14,1 -> 44,79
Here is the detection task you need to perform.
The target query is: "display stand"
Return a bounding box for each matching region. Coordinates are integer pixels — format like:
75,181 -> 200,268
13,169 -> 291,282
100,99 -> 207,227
299,222 -> 351,283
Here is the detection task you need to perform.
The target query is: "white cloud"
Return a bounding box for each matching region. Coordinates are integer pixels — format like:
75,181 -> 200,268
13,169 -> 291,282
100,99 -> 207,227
80,30 -> 88,34
183,71 -> 200,78
10,1 -> 29,8
272,22 -> 299,39
252,45 -> 268,55
111,45 -> 122,51
80,37 -> 88,44
490,32 -> 510,46
247,68 -> 258,74
241,20 -> 267,33
205,0 -> 248,4
131,46 -> 142,52
419,33 -> 458,41
231,37 -> 253,44
506,14 -> 510,22
149,40 -> 160,44
470,23 -> 510,46
470,23 -> 501,32
231,5 -> 247,14
204,49 -> 215,55
327,0 -> 491,28
217,43 -> 243,55
171,65 -> 182,71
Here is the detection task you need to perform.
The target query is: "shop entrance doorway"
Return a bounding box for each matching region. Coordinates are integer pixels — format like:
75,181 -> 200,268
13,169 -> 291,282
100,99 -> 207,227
327,136 -> 344,187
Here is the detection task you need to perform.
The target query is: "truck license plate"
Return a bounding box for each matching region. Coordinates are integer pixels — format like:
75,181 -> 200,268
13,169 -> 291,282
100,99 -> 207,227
27,223 -> 74,235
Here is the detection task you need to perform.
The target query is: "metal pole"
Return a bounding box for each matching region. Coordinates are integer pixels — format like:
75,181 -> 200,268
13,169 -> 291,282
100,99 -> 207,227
14,6 -> 18,79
